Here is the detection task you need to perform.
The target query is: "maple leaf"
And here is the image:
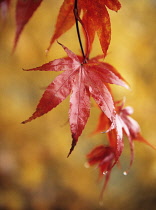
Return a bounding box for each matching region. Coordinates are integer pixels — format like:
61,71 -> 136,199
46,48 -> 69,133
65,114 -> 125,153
13,0 -> 43,50
47,0 -> 75,52
80,0 -> 121,56
86,145 -> 115,200
93,99 -> 156,170
87,99 -> 155,198
22,44 -> 128,156
48,0 -> 121,56
0,0 -> 10,21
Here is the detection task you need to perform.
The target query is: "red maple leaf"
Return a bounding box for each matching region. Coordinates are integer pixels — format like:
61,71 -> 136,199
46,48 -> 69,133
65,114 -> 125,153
46,0 -> 75,52
80,0 -> 121,56
13,0 -> 43,50
87,145 -> 116,200
93,99 -> 156,170
87,100 -> 155,199
47,0 -> 121,56
22,43 -> 128,156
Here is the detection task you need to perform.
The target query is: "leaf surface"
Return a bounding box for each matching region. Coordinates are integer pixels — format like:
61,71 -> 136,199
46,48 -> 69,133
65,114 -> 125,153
104,0 -> 121,11
87,145 -> 115,200
68,69 -> 90,156
93,99 -> 156,169
23,44 -> 127,156
47,0 -> 75,51
48,0 -> 121,55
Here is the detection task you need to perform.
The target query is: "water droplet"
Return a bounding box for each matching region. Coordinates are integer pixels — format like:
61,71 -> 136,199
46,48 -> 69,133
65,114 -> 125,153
123,171 -> 128,176
84,162 -> 90,168
103,171 -> 108,175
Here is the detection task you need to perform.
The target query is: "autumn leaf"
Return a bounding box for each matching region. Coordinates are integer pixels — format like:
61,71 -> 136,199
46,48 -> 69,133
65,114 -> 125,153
48,0 -> 121,56
47,0 -> 75,52
93,99 -> 156,170
80,0 -> 121,56
104,0 -> 121,11
13,0 -> 43,50
22,44 -> 128,156
87,99 -> 155,198
87,145 -> 115,200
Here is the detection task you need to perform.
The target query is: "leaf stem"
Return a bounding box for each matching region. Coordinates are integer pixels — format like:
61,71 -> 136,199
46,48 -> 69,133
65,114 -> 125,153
74,0 -> 85,59
74,0 -> 90,62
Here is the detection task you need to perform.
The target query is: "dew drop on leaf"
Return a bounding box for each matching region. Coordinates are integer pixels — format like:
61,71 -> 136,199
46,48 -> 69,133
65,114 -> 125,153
103,171 -> 108,175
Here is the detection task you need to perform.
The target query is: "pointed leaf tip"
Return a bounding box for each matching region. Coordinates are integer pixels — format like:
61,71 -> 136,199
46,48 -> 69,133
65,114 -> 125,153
21,115 -> 34,124
47,0 -> 75,51
67,139 -> 77,157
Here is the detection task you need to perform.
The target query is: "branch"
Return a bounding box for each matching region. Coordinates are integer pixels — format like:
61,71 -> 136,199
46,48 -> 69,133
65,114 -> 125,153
73,0 -> 90,62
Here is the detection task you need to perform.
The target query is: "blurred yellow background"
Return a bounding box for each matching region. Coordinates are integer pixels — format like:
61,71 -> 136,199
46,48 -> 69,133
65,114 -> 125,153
0,0 -> 156,209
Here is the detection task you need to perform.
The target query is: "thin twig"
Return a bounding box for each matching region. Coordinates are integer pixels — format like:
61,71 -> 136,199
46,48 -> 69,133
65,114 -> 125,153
73,0 -> 90,62
73,0 -> 85,59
